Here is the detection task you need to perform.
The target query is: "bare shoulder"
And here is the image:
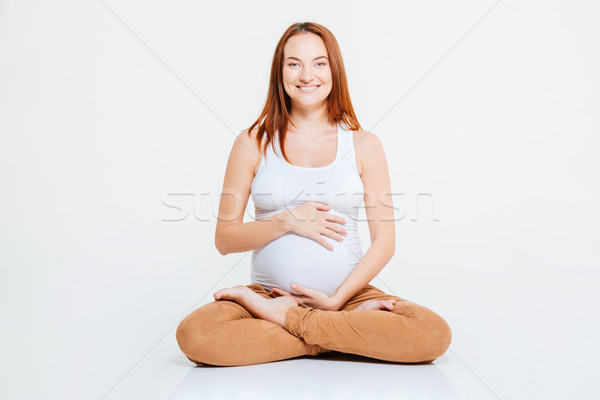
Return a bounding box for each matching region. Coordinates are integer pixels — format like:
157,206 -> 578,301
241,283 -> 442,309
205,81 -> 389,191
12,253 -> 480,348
237,126 -> 260,151
352,130 -> 386,176
234,127 -> 262,176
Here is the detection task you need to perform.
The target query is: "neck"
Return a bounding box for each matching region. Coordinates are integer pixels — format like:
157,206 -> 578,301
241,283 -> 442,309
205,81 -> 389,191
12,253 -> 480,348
288,105 -> 332,134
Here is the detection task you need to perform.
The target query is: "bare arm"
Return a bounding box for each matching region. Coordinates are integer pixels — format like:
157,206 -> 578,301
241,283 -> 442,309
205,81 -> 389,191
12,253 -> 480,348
330,131 -> 396,309
217,211 -> 292,255
215,129 -> 291,255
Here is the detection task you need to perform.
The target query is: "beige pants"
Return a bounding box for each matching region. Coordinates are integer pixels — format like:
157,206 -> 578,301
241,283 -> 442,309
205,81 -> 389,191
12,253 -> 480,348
176,283 -> 452,366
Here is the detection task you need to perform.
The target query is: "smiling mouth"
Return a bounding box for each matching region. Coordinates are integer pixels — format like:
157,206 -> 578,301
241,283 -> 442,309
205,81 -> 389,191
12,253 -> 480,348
296,85 -> 321,92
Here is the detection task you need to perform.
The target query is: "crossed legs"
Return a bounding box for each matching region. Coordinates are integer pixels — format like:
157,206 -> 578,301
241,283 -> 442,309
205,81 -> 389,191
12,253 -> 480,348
176,283 -> 452,366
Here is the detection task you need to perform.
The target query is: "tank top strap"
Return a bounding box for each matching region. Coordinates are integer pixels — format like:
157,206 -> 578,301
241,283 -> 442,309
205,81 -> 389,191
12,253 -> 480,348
338,124 -> 350,156
269,131 -> 284,163
337,124 -> 355,168
260,133 -> 280,166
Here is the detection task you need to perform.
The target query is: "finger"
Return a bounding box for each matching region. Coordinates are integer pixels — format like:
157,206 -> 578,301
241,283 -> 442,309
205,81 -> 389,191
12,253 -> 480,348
291,283 -> 314,297
271,288 -> 291,297
291,283 -> 302,295
326,222 -> 347,236
314,201 -> 330,210
322,212 -> 346,226
291,296 -> 308,307
323,225 -> 345,241
312,233 -> 334,251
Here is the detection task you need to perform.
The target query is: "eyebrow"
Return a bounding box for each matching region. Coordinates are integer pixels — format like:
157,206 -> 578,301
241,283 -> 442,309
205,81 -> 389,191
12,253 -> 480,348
285,56 -> 329,61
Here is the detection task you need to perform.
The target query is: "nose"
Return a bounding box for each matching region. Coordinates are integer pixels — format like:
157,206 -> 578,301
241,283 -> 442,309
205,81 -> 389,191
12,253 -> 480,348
299,66 -> 315,83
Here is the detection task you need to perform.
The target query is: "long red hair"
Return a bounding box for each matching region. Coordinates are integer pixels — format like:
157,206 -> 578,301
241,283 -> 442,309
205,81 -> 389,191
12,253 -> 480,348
247,22 -> 363,163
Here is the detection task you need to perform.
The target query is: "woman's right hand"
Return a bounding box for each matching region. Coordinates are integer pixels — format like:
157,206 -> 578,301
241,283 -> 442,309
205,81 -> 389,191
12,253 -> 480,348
282,201 -> 347,251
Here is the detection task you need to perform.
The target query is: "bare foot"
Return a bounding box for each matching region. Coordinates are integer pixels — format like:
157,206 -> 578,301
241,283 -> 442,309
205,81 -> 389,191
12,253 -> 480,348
213,285 -> 299,326
355,299 -> 397,311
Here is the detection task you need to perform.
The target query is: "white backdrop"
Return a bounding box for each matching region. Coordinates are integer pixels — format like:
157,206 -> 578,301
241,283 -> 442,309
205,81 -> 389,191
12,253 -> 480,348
1,1 -> 598,399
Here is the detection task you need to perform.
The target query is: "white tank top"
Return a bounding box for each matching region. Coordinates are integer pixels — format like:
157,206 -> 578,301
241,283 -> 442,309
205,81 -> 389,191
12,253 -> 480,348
250,123 -> 365,296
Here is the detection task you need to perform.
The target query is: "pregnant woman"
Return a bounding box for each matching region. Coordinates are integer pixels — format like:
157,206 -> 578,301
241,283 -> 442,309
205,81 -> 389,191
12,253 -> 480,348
176,22 -> 452,366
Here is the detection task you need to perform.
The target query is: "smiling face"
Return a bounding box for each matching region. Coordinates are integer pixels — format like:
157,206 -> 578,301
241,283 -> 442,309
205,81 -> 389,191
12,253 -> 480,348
282,33 -> 333,110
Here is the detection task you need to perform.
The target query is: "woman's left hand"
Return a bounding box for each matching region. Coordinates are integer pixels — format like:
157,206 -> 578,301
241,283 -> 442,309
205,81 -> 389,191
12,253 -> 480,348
269,283 -> 339,311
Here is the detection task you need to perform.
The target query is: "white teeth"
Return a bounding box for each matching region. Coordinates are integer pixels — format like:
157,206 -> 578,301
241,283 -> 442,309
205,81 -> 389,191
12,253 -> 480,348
298,85 -> 319,90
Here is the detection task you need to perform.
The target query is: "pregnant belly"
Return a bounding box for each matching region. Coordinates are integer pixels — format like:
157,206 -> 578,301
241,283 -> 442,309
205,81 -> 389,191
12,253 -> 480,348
251,231 -> 364,297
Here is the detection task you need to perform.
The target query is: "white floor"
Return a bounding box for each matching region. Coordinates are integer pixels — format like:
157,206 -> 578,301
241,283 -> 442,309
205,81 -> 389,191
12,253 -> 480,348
169,354 -> 461,400
84,266 -> 600,400
85,288 -> 600,400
